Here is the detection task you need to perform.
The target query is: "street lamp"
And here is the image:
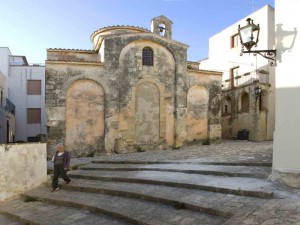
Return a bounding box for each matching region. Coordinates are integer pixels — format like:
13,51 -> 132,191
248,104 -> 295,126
254,86 -> 262,100
238,18 -> 276,64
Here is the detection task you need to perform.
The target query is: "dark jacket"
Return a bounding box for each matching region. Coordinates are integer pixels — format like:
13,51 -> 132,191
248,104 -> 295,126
53,151 -> 71,169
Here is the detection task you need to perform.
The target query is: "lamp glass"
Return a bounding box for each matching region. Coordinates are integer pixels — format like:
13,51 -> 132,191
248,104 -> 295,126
240,26 -> 253,44
238,18 -> 260,51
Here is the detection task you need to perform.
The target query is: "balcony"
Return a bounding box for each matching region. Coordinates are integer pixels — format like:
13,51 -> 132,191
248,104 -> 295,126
222,70 -> 269,91
1,98 -> 16,115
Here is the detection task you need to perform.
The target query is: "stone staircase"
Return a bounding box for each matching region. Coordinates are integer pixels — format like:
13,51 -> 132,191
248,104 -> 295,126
0,160 -> 275,225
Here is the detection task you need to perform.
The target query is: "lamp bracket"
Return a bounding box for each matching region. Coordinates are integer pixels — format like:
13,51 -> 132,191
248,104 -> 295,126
241,49 -> 277,66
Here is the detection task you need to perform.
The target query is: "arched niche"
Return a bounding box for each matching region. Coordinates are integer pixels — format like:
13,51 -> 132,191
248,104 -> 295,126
223,96 -> 232,115
186,85 -> 209,142
65,79 -> 105,155
240,92 -> 249,112
135,81 -> 160,144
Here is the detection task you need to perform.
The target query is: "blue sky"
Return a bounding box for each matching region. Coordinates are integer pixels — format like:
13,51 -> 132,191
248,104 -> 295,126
0,0 -> 274,63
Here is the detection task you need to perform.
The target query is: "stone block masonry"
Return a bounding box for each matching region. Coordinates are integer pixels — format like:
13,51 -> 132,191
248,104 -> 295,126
46,16 -> 222,157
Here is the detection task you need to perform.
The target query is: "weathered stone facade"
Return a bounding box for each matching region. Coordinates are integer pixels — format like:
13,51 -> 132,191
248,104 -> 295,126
222,82 -> 271,141
200,6 -> 275,142
46,16 -> 222,156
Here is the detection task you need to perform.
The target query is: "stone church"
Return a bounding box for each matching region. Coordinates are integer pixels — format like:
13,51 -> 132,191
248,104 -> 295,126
45,16 -> 222,156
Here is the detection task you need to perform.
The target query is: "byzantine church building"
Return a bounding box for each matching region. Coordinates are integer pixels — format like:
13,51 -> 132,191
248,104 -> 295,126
46,16 -> 222,156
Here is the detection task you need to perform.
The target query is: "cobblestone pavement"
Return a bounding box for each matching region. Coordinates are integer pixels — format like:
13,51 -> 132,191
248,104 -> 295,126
43,140 -> 300,225
97,140 -> 273,162
48,140 -> 273,171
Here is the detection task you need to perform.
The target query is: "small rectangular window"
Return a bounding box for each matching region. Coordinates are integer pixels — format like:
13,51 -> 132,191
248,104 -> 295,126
27,136 -> 40,142
142,47 -> 154,66
225,105 -> 228,114
27,80 -> 41,95
230,66 -> 239,88
231,34 -> 239,48
27,108 -> 41,124
0,90 -> 3,108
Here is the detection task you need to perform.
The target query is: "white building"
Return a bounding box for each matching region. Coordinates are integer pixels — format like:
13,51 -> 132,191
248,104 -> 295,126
0,47 -> 16,143
0,47 -> 46,143
272,0 -> 300,187
200,5 -> 275,141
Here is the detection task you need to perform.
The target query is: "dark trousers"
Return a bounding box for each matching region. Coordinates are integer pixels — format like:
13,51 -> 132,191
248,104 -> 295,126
52,164 -> 71,189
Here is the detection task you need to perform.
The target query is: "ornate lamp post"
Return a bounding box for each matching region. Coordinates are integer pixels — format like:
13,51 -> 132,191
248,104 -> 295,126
238,18 -> 276,64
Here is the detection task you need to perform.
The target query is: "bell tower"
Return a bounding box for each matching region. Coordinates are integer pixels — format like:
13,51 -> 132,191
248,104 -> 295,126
151,15 -> 173,39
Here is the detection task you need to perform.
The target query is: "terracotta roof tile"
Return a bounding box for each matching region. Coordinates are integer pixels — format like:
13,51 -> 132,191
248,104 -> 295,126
188,68 -> 223,75
91,25 -> 150,39
47,48 -> 95,53
46,59 -> 102,64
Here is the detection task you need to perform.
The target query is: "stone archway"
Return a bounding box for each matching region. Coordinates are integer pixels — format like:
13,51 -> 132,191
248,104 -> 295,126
186,85 -> 209,142
65,79 -> 105,155
135,82 -> 160,144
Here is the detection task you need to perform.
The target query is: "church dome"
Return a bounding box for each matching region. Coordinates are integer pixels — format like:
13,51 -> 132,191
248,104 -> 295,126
91,25 -> 150,49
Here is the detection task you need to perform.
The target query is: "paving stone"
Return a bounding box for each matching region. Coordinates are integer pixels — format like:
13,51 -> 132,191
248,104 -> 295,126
62,178 -> 268,217
4,140 -> 300,225
47,140 -> 273,173
0,198 -> 129,225
23,187 -> 226,225
224,198 -> 300,225
68,169 -> 274,198
0,214 -> 22,225
81,163 -> 271,178
92,140 -> 273,163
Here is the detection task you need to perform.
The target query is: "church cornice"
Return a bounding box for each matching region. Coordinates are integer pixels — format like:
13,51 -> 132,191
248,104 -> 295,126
47,48 -> 96,54
46,59 -> 103,66
188,68 -> 223,76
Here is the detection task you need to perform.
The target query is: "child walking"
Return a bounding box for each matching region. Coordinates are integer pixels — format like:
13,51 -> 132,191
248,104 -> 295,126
51,143 -> 72,192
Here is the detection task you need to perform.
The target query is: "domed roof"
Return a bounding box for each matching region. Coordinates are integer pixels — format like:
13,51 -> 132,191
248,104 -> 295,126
90,25 -> 150,42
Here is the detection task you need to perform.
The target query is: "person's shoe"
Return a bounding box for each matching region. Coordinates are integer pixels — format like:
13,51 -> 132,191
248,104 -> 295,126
66,180 -> 72,185
51,187 -> 59,192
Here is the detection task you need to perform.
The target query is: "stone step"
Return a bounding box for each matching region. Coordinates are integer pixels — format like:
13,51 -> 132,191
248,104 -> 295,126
22,187 -> 226,225
0,214 -> 22,225
198,161 -> 272,167
62,178 -> 268,218
81,163 -> 271,179
0,198 -> 129,225
92,160 -> 272,167
69,170 -> 274,198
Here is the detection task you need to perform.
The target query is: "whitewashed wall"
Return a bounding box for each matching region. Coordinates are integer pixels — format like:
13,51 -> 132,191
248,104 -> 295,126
0,143 -> 47,201
9,66 -> 46,141
0,48 -> 11,77
200,5 -> 275,141
272,0 -> 300,187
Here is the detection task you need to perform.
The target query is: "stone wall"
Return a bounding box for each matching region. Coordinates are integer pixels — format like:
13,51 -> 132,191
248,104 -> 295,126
46,21 -> 223,157
187,70 -> 222,143
221,83 -> 269,141
0,143 -> 47,202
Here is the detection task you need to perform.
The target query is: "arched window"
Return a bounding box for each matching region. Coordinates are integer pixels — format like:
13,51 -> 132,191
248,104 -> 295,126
241,92 -> 249,112
142,47 -> 153,66
259,90 -> 268,111
223,96 -> 232,115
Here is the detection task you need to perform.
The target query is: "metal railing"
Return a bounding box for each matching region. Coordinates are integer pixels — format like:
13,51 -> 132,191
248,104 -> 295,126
9,62 -> 28,66
222,71 -> 269,90
4,98 -> 16,115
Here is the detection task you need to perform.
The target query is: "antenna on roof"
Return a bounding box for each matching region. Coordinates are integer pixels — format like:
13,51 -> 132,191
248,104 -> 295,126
249,0 -> 255,12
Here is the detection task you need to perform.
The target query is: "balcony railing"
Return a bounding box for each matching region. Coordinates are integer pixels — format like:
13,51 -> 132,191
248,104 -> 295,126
2,98 -> 16,115
222,70 -> 269,90
9,62 -> 28,66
